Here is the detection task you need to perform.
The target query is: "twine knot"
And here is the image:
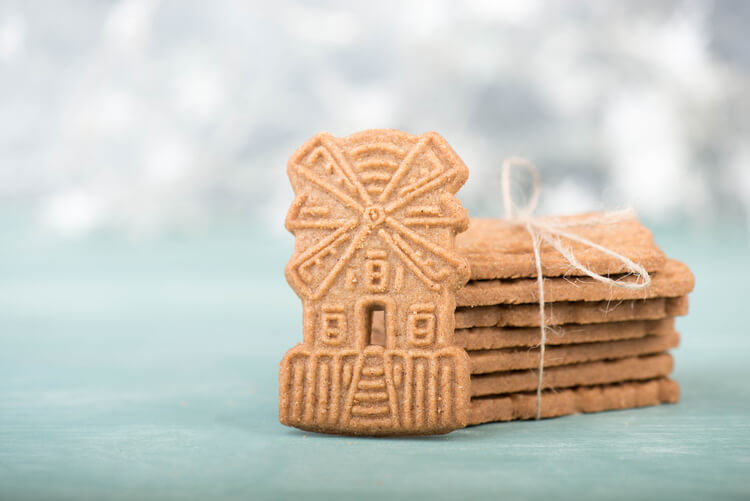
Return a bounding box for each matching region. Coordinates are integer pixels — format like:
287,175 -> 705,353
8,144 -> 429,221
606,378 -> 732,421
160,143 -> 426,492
501,157 -> 652,419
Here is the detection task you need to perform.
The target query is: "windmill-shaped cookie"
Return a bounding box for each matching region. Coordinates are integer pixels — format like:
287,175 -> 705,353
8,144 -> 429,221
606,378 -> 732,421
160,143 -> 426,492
279,129 -> 471,435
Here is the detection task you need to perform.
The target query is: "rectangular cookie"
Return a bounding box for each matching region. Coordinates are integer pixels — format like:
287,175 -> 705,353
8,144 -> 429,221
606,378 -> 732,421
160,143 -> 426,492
455,295 -> 688,329
456,259 -> 694,307
456,317 -> 675,350
471,353 -> 673,396
468,377 -> 679,424
457,215 -> 667,280
469,331 -> 680,374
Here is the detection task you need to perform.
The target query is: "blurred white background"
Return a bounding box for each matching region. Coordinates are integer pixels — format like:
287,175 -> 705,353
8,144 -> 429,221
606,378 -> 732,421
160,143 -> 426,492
1,0 -> 749,237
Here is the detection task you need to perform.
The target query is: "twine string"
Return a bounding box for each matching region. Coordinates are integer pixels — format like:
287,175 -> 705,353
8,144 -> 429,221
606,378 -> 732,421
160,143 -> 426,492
500,157 -> 652,419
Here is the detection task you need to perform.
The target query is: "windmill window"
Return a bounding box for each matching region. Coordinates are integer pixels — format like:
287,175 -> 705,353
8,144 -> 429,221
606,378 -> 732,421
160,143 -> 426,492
365,259 -> 389,292
408,304 -> 436,347
321,306 -> 346,346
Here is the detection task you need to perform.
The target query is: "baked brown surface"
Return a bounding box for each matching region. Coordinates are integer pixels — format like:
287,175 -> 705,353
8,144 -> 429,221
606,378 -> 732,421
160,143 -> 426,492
456,317 -> 675,350
468,331 -> 680,374
471,353 -> 673,396
455,295 -> 688,329
468,377 -> 679,424
458,215 -> 667,280
456,259 -> 695,307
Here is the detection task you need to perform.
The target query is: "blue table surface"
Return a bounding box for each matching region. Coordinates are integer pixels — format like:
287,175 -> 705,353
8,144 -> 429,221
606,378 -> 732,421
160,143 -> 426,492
1,220 -> 749,500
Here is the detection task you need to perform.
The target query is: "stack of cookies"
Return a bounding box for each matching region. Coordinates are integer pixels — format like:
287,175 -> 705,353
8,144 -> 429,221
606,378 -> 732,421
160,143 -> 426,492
455,215 -> 695,425
278,129 -> 697,436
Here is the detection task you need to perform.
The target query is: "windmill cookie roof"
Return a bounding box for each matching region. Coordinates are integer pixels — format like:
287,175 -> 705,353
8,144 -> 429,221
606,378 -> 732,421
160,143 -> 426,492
285,129 -> 470,300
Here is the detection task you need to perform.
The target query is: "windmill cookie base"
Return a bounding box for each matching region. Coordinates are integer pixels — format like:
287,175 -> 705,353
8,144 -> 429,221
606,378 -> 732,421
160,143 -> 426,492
280,344 -> 471,436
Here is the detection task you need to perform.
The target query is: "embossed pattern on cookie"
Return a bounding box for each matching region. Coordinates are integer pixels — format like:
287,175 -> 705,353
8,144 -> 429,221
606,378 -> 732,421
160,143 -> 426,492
279,130 -> 472,436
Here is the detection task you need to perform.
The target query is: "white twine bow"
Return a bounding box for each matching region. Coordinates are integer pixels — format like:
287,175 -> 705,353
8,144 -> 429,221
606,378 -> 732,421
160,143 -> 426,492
500,157 -> 652,419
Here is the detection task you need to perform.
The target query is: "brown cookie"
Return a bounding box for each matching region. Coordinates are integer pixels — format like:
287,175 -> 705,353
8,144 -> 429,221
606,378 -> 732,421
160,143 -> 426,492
458,215 -> 667,280
469,331 -> 679,374
456,317 -> 675,350
456,259 -> 694,307
471,353 -> 673,396
455,295 -> 688,329
468,377 -> 679,424
279,130 -> 472,436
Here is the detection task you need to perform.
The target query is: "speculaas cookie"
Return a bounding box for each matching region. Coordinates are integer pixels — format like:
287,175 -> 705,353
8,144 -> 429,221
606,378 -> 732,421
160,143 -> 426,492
455,317 -> 675,350
279,130 -> 472,436
458,215 -> 667,280
468,377 -> 679,424
456,259 -> 694,307
471,353 -> 673,396
455,295 -> 689,329
469,331 -> 679,374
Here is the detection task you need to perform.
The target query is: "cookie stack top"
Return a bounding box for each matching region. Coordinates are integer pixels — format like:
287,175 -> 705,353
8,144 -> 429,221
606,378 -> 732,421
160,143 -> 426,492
457,215 -> 667,280
455,214 -> 694,309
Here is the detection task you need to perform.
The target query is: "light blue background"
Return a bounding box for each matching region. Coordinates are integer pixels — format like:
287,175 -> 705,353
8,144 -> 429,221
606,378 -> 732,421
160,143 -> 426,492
1,219 -> 748,500
2,1 -> 750,498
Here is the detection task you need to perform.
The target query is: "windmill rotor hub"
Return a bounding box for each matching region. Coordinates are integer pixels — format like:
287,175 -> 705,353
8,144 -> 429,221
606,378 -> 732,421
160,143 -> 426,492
364,206 -> 386,227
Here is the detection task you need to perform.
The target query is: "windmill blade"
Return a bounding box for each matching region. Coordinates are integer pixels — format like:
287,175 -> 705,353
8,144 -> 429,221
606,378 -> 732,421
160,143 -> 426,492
289,133 -> 373,210
399,193 -> 468,230
376,228 -> 441,291
292,161 -> 366,215
317,133 -> 374,206
307,224 -> 374,300
286,193 -> 359,231
384,169 -> 465,214
384,216 -> 469,288
380,135 -> 467,213
378,136 -> 430,203
286,222 -> 359,298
